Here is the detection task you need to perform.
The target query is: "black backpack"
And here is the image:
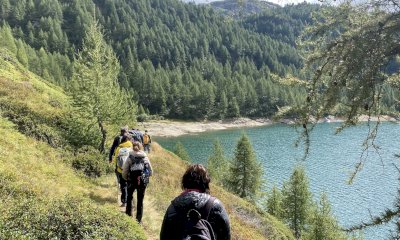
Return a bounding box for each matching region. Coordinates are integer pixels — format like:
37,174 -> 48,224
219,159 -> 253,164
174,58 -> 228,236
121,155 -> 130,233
129,156 -> 150,187
129,156 -> 145,182
183,197 -> 216,240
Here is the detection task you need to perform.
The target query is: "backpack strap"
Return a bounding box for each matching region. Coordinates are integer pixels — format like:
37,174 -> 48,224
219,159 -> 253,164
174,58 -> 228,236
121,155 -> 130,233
200,196 -> 216,220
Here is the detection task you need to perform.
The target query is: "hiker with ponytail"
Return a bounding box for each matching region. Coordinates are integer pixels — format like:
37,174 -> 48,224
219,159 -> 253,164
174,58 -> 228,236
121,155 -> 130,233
122,142 -> 153,223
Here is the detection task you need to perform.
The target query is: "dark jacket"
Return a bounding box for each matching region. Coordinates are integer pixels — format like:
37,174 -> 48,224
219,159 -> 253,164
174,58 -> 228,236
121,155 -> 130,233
108,135 -> 122,161
160,191 -> 231,240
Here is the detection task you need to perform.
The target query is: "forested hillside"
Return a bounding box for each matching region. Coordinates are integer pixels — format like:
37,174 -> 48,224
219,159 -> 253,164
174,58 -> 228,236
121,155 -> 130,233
2,0 -> 397,120
0,0 -> 309,120
210,0 -> 279,17
241,3 -> 322,46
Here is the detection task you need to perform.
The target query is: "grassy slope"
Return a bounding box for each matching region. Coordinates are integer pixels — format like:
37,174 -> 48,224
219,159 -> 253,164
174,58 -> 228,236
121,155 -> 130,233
145,143 -> 294,240
0,51 -> 145,239
0,50 -> 293,239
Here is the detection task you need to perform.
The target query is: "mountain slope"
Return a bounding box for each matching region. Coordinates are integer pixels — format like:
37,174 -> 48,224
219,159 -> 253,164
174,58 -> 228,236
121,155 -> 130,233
0,48 -> 294,239
210,0 -> 280,17
0,50 -> 146,239
0,0 -> 306,120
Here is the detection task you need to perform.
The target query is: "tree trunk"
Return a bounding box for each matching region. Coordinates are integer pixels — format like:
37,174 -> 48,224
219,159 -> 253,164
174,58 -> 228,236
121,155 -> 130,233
98,119 -> 107,153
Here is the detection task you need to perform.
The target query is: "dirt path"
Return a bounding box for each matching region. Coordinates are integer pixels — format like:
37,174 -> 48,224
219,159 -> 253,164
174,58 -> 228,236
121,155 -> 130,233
115,186 -> 163,240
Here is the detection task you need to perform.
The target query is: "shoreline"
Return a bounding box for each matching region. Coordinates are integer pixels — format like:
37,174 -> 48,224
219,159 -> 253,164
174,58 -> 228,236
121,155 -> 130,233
139,118 -> 273,137
138,115 -> 398,137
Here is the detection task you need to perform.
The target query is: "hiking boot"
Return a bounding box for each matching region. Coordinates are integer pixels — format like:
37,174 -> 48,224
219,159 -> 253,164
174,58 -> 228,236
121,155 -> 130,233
120,203 -> 126,207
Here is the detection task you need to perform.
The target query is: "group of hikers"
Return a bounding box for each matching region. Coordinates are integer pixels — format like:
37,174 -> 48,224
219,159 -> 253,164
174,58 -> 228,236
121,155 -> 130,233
108,126 -> 231,239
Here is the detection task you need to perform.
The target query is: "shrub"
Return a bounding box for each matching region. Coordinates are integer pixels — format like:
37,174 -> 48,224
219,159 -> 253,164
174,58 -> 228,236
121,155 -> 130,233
1,196 -> 146,240
62,112 -> 102,149
0,172 -> 145,240
72,146 -> 112,178
0,102 -> 65,147
137,113 -> 149,122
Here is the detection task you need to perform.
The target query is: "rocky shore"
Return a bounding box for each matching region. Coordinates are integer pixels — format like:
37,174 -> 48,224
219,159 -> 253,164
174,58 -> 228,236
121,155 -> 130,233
138,118 -> 273,137
139,115 -> 398,137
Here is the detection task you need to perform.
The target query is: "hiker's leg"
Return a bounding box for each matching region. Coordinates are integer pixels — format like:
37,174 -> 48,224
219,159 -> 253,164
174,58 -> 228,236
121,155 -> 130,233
119,174 -> 127,204
125,184 -> 134,216
115,169 -> 120,187
117,172 -> 127,203
136,186 -> 146,223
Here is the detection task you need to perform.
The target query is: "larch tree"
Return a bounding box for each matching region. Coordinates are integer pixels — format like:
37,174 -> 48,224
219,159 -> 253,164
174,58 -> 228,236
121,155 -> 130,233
298,0 -> 400,155
266,185 -> 284,220
207,139 -> 228,185
219,91 -> 228,120
282,166 -> 312,240
298,0 -> 400,234
174,141 -> 191,163
226,134 -> 262,200
305,193 -> 348,240
0,24 -> 16,54
70,21 -> 136,153
0,0 -> 10,19
301,0 -> 400,125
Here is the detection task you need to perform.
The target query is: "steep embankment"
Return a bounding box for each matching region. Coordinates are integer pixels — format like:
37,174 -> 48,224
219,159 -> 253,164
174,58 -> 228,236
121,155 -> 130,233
0,51 -> 145,239
0,50 -> 293,239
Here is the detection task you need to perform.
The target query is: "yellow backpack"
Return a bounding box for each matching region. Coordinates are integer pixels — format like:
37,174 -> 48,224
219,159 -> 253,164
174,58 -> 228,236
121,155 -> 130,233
143,134 -> 150,144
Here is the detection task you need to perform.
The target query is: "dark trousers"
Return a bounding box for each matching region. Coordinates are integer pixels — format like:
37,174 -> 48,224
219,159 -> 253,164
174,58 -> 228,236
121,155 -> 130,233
116,172 -> 127,204
126,181 -> 146,223
144,144 -> 150,153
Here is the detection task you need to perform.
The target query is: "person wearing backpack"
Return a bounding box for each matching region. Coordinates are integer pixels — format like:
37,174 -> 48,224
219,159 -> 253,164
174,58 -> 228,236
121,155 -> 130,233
160,164 -> 231,240
113,135 -> 133,207
108,126 -> 128,163
143,130 -> 152,153
129,128 -> 144,144
122,141 -> 153,223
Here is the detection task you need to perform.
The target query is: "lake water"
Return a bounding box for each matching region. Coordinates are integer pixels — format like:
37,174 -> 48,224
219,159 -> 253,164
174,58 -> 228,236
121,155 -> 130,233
156,122 -> 400,239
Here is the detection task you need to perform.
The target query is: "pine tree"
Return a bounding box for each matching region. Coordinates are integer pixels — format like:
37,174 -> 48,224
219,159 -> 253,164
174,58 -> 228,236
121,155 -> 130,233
16,39 -> 28,67
227,96 -> 240,118
70,21 -> 136,153
207,139 -> 228,184
0,24 -> 17,54
226,134 -> 262,200
282,165 -> 312,239
266,185 -> 284,220
219,91 -> 228,119
0,0 -> 10,19
305,193 -> 347,240
174,141 -> 191,163
13,0 -> 26,22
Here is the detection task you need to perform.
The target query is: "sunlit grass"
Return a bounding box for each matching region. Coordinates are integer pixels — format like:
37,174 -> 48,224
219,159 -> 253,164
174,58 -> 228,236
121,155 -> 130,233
0,50 -> 293,240
144,143 -> 294,240
0,55 -> 146,239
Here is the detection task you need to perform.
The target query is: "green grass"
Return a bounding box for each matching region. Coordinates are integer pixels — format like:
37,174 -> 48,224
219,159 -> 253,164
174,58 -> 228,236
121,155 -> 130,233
0,117 -> 146,239
145,143 -> 294,240
0,52 -> 145,239
0,48 -> 293,239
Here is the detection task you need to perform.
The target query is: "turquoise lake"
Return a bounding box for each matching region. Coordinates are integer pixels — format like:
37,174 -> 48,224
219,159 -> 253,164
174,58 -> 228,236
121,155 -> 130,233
156,122 -> 400,239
